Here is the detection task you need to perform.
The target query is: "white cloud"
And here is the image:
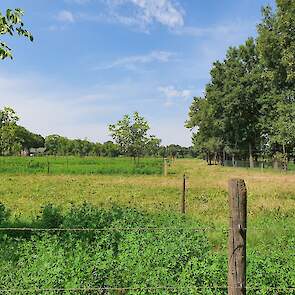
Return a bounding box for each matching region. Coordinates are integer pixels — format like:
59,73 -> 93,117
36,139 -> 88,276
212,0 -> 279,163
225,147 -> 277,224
95,50 -> 176,70
174,21 -> 256,38
57,10 -> 75,23
105,0 -> 184,31
0,72 -> 193,145
0,73 -> 153,139
151,118 -> 192,146
65,0 -> 91,4
0,74 -> 121,142
64,0 -> 184,31
159,85 -> 192,107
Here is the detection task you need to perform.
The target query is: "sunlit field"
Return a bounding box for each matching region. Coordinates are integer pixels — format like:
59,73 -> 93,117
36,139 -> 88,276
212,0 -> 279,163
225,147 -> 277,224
0,156 -> 163,175
1,158 -> 294,223
0,158 -> 294,294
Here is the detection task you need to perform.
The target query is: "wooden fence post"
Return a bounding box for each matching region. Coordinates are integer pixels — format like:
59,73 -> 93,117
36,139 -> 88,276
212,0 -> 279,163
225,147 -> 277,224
163,158 -> 168,177
228,179 -> 247,295
47,161 -> 50,174
181,174 -> 186,214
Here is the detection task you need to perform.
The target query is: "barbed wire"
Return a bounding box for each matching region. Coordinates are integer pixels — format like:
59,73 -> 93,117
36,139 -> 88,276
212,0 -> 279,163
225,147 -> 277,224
0,226 -> 294,233
0,227 -> 212,233
0,286 -> 294,293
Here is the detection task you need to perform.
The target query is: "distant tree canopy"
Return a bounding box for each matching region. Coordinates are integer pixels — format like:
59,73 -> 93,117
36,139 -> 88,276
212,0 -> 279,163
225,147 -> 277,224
186,0 -> 295,167
0,8 -> 33,59
0,107 -> 194,158
44,135 -> 120,157
0,107 -> 44,155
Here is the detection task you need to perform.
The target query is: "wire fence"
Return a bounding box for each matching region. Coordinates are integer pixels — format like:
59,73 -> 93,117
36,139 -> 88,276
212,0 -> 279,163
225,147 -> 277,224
0,286 -> 295,293
0,226 -> 294,232
1,225 -> 294,293
1,173 -> 294,294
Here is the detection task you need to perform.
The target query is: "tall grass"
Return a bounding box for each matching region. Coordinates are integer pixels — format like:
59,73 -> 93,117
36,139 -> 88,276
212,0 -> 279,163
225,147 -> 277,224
0,156 -> 163,175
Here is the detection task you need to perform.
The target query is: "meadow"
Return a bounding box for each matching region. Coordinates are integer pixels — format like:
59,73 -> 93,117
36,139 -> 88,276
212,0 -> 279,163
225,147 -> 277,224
0,158 -> 294,294
0,156 -> 163,175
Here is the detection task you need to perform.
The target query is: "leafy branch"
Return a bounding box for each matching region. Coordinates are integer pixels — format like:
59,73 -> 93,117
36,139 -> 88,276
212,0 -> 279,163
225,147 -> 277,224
0,8 -> 33,59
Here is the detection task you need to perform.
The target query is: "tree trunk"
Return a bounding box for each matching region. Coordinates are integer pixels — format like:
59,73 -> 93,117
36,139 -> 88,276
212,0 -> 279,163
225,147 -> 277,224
273,158 -> 279,170
222,150 -> 226,166
249,143 -> 254,168
232,154 -> 235,167
282,144 -> 288,171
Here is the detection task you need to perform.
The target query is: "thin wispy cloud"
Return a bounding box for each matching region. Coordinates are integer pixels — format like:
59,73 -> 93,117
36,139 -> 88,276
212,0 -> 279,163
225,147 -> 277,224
95,50 -> 176,70
159,85 -> 192,107
58,1 -> 254,41
65,0 -> 184,32
0,71 -> 192,144
0,73 -> 123,142
65,0 -> 91,4
56,10 -> 75,23
173,21 -> 256,38
106,0 -> 184,30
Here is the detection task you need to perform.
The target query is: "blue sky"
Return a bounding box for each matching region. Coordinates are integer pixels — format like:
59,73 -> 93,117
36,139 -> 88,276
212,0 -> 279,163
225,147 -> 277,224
0,0 -> 275,146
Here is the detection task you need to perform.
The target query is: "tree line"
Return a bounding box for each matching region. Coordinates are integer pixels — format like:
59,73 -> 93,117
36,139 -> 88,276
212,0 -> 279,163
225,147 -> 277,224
0,107 -> 195,158
186,0 -> 295,168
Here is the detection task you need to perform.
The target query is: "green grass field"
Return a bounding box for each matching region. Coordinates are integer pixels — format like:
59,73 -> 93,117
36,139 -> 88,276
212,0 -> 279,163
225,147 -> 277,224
0,158 -> 294,294
0,156 -> 163,175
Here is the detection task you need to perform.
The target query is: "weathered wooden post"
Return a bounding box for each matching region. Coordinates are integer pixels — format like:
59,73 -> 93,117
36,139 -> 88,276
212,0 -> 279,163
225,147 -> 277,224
163,158 -> 168,177
47,160 -> 50,174
260,161 -> 264,172
181,174 -> 186,214
228,179 -> 247,295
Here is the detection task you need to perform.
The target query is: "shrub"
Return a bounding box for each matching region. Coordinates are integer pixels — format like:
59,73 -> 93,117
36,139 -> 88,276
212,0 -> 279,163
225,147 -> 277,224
0,203 -> 10,225
38,204 -> 63,228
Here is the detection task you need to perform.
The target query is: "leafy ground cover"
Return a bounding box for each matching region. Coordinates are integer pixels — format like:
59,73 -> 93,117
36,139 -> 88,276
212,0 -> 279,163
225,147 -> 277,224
0,156 -> 163,175
0,203 -> 294,295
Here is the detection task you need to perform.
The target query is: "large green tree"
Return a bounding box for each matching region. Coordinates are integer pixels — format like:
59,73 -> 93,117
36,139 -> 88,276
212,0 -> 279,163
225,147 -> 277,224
187,0 -> 295,168
109,112 -> 160,160
186,40 -> 263,166
0,107 -> 44,155
257,0 -> 295,159
0,107 -> 21,155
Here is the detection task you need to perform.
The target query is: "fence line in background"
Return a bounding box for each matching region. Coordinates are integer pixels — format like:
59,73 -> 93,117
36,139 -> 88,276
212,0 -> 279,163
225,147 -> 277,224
163,158 -> 168,176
